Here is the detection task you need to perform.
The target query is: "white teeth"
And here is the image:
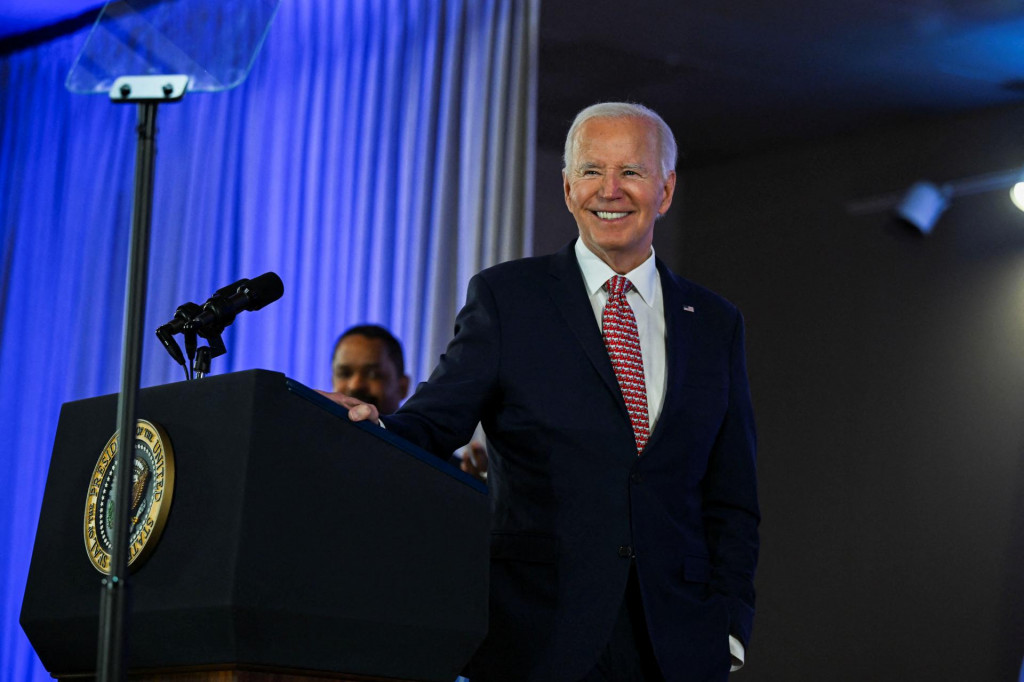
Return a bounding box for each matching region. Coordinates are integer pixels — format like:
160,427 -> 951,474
596,211 -> 628,220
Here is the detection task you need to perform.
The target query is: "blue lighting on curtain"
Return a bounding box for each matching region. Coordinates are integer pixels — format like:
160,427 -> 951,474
0,0 -> 535,678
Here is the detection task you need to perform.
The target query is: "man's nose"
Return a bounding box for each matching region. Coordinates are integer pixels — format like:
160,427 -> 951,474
599,174 -> 621,198
347,372 -> 367,390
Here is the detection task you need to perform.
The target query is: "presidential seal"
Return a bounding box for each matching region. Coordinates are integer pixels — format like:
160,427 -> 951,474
83,419 -> 175,573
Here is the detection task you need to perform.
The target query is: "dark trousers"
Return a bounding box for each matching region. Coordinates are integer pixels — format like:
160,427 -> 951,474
578,563 -> 665,682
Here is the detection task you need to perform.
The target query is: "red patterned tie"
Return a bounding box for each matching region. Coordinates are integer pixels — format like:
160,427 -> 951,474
602,276 -> 649,454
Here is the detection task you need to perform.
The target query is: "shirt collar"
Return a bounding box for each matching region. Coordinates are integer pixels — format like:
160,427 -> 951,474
574,237 -> 659,307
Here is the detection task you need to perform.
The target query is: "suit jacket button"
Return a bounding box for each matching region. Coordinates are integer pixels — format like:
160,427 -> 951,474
630,472 -> 643,484
618,545 -> 633,558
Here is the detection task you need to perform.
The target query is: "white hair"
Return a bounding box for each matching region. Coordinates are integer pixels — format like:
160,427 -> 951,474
562,102 -> 678,177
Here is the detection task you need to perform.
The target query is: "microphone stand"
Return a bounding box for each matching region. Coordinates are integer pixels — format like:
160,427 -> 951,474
192,324 -> 227,379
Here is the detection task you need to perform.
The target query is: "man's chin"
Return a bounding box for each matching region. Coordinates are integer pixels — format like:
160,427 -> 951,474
581,233 -> 653,265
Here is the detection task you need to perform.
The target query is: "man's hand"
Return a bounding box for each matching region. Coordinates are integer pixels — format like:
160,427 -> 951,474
459,441 -> 489,482
315,390 -> 381,425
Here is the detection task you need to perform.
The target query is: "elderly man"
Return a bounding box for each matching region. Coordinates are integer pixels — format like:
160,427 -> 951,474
330,103 -> 759,682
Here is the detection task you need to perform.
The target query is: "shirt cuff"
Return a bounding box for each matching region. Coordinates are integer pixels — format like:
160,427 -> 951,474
729,635 -> 745,672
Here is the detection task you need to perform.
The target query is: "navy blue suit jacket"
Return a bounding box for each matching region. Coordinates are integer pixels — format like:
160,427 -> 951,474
383,241 -> 759,682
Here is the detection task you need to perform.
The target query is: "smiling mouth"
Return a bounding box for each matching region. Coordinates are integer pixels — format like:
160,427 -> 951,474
594,211 -> 630,220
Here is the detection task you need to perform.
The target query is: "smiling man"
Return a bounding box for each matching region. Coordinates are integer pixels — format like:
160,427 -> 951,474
327,102 -> 759,682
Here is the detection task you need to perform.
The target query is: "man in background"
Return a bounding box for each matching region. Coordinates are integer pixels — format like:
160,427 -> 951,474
331,324 -> 410,416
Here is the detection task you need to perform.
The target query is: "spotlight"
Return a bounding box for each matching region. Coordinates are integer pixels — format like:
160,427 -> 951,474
1011,181 -> 1024,213
895,181 -> 949,235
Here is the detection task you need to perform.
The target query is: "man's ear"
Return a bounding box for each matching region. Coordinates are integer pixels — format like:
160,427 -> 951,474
659,170 -> 677,216
563,170 -> 573,212
398,374 -> 411,400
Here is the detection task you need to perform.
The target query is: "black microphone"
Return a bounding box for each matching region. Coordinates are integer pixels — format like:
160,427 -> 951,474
187,272 -> 284,335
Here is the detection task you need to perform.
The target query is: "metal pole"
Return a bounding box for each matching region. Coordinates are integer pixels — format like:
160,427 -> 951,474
96,100 -> 159,682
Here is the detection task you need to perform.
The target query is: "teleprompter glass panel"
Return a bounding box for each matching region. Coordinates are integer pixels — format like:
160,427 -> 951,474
66,0 -> 280,95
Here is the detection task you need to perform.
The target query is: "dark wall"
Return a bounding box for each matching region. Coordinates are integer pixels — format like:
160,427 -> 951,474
533,104 -> 1024,681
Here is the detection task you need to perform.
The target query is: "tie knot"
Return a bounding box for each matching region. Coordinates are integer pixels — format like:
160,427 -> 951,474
606,275 -> 633,298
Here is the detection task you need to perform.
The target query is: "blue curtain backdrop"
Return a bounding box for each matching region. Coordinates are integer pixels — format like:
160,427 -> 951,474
0,0 -> 537,677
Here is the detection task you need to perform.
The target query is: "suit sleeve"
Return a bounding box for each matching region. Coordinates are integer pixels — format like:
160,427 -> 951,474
702,309 -> 760,648
381,273 -> 502,457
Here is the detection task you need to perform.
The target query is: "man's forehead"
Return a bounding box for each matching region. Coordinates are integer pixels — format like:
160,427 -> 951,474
334,336 -> 389,363
573,119 -> 658,160
334,358 -> 383,368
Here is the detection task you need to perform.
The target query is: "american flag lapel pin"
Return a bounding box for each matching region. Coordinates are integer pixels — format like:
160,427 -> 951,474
683,305 -> 695,313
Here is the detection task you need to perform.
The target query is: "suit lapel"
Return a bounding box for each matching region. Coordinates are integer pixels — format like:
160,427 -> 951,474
544,242 -> 628,419
645,260 -> 696,451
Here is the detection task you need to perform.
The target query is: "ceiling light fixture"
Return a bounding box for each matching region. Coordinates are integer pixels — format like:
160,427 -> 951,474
893,181 -> 950,235
848,166 -> 1024,234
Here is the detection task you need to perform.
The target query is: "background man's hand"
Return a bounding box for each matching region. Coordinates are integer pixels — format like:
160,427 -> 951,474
459,441 -> 489,482
315,390 -> 381,425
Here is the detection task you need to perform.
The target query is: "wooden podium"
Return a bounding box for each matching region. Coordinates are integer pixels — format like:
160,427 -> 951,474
21,370 -> 490,681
